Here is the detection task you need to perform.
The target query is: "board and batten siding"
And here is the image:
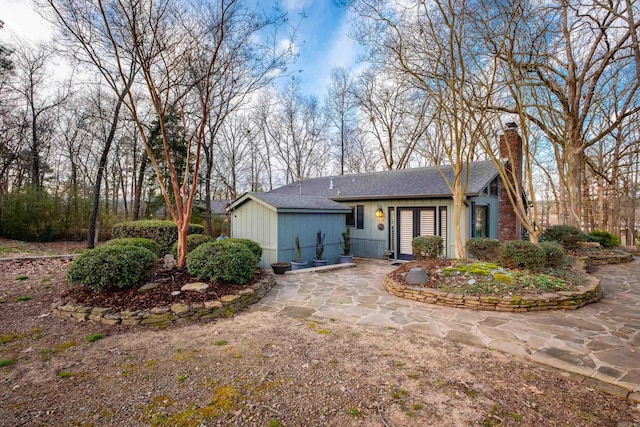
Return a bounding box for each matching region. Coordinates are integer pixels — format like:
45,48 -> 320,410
276,212 -> 347,264
230,200 -> 278,268
338,199 -> 456,259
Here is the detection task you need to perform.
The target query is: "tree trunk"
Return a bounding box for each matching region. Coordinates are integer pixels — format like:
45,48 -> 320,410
451,181 -> 465,259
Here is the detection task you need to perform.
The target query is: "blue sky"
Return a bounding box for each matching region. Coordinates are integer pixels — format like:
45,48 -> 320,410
0,0 -> 362,100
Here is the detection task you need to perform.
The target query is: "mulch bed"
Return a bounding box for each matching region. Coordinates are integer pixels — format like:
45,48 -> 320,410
62,267 -> 264,312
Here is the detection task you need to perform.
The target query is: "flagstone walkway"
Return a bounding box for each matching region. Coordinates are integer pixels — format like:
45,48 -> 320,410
252,257 -> 640,401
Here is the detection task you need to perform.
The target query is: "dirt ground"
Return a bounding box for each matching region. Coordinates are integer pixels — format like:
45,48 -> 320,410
0,242 -> 639,426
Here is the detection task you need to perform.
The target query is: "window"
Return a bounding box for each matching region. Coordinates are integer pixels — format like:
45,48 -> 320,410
474,205 -> 489,238
490,178 -> 498,196
346,205 -> 364,229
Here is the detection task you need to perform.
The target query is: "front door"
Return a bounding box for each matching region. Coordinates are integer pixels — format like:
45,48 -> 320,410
397,208 -> 436,260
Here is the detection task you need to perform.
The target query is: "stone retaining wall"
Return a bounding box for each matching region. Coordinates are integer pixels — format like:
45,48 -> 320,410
382,275 -> 602,312
582,253 -> 633,266
53,275 -> 275,326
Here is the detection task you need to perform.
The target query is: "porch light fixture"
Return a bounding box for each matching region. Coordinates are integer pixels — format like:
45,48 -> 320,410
375,207 -> 384,219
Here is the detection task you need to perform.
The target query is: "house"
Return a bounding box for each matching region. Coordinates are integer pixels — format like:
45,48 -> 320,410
229,125 -> 523,266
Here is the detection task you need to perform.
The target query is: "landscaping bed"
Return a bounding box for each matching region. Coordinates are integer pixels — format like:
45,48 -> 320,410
0,242 -> 638,426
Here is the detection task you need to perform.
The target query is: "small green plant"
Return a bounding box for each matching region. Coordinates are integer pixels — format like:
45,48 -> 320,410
317,329 -> 329,335
0,334 -> 16,345
465,238 -> 501,262
177,374 -> 187,383
187,241 -> 257,285
104,237 -> 162,257
499,240 -> 545,271
214,340 -> 227,346
412,235 -> 443,259
86,333 -> 103,343
294,235 -> 302,262
347,408 -> 361,417
588,230 -> 620,248
315,230 -> 325,260
269,418 -> 281,427
539,241 -> 567,268
15,296 -> 31,302
0,359 -> 15,367
170,233 -> 214,256
541,225 -> 588,249
57,370 -> 74,378
340,227 -> 351,255
67,245 -> 156,292
15,275 -> 29,281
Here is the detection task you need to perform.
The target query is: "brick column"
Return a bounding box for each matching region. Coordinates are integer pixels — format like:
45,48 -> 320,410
497,123 -> 522,241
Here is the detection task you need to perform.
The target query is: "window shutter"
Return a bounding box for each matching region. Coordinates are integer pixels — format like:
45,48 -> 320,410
356,205 -> 364,229
440,207 -> 447,257
419,209 -> 436,236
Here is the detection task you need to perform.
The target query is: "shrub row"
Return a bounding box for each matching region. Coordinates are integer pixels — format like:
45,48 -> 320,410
112,220 -> 204,254
68,236 -> 262,292
466,238 -> 567,271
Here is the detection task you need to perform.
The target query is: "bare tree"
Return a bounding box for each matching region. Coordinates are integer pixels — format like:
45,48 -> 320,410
325,67 -> 359,175
45,0 -> 292,267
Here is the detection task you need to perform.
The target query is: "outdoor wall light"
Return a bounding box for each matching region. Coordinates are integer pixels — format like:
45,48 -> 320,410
375,207 -> 384,219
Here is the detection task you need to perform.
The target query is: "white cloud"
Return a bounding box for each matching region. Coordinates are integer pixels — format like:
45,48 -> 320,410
0,0 -> 53,43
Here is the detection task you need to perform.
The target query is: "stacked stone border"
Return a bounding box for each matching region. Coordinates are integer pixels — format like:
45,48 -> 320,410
53,274 -> 276,326
383,257 -> 607,312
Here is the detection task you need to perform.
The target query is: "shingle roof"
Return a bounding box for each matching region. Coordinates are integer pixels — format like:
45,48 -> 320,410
268,160 -> 499,200
236,192 -> 352,212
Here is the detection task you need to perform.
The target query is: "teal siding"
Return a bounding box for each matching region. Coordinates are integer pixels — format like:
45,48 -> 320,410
277,212 -> 347,264
338,199 -> 455,259
469,194 -> 499,239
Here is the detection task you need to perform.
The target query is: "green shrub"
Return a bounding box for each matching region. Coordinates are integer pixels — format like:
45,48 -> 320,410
411,235 -> 443,260
112,220 -> 204,254
588,230 -> 619,248
170,233 -> 214,255
226,238 -> 262,261
67,245 -> 156,292
0,188 -> 97,242
499,240 -> 545,271
538,241 -> 567,268
104,238 -> 161,257
187,241 -> 257,285
465,238 -> 501,262
541,225 -> 589,249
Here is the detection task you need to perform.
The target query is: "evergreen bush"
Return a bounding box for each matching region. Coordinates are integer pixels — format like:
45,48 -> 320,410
541,225 -> 588,249
465,238 -> 501,262
170,233 -> 214,255
67,245 -> 156,292
226,238 -> 262,262
104,238 -> 161,257
187,241 -> 257,285
588,230 -> 619,248
412,235 -> 443,260
499,240 -> 545,271
538,241 -> 567,268
112,220 -> 204,254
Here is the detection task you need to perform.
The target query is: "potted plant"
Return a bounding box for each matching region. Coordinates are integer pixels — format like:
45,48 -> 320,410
291,235 -> 308,270
270,261 -> 291,274
338,227 -> 353,263
312,230 -> 327,267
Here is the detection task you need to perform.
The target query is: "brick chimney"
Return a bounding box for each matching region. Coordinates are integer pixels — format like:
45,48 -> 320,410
497,122 -> 523,241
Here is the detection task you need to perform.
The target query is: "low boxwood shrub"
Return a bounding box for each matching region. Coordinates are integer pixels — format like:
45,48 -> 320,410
465,238 -> 501,262
170,233 -> 214,255
67,245 -> 156,292
226,238 -> 262,262
187,241 -> 257,285
541,225 -> 589,249
412,235 -> 443,260
104,237 -> 161,257
538,241 -> 567,268
112,220 -> 204,255
499,240 -> 545,271
588,230 -> 619,248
